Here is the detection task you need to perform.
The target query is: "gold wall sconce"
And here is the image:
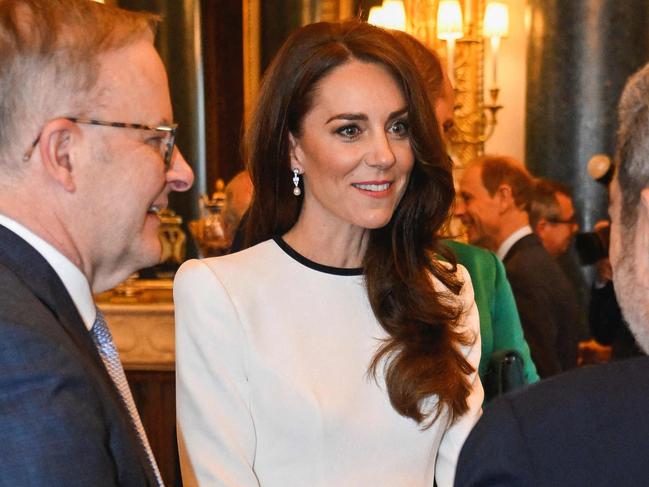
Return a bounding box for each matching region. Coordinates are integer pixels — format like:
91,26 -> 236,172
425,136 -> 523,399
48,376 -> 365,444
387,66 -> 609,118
369,0 -> 510,165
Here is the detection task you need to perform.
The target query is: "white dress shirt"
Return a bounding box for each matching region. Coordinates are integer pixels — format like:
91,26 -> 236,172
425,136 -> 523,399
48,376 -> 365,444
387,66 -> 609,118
0,214 -> 95,330
496,225 -> 533,261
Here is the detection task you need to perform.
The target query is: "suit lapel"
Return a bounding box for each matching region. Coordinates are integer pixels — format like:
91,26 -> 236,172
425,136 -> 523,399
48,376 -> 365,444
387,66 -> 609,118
0,225 -> 158,485
0,225 -> 96,354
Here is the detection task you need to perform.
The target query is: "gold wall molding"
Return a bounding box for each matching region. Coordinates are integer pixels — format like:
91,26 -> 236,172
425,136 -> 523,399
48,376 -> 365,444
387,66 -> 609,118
404,0 -> 487,168
243,0 -> 261,128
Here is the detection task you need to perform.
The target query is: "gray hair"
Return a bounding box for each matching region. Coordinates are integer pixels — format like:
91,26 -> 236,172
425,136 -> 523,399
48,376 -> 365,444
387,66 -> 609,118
0,0 -> 158,171
617,62 -> 649,229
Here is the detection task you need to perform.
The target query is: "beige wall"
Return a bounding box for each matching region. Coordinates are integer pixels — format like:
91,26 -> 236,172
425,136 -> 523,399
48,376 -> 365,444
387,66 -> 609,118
484,0 -> 527,163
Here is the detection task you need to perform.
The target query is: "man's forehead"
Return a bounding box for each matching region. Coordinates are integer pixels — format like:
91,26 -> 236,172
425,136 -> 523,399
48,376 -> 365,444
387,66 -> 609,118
97,41 -> 171,122
461,165 -> 486,191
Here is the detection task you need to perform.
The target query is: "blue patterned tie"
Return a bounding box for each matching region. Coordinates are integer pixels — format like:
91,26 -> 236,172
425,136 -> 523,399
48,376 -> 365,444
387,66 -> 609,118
91,308 -> 164,486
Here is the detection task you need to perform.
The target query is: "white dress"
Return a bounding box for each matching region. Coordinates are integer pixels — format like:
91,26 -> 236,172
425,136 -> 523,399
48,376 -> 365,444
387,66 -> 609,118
175,237 -> 483,487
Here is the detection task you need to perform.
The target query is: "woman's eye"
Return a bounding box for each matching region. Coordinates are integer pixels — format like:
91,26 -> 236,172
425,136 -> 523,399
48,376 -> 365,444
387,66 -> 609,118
336,125 -> 362,139
389,119 -> 410,138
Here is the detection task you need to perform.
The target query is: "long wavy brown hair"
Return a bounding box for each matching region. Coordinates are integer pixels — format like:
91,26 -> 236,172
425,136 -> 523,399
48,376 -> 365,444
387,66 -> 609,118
243,20 -> 474,425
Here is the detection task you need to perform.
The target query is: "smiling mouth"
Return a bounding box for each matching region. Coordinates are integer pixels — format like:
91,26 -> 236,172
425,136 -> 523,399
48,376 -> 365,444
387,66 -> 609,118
352,182 -> 391,192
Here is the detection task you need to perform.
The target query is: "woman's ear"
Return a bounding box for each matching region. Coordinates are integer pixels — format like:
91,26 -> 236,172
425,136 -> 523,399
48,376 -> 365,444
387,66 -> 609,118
288,132 -> 305,173
38,118 -> 79,193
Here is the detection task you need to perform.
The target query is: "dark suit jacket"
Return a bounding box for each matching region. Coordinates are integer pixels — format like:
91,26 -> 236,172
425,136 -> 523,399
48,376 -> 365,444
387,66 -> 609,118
589,281 -> 644,360
455,356 -> 649,487
0,225 -> 157,486
503,233 -> 579,377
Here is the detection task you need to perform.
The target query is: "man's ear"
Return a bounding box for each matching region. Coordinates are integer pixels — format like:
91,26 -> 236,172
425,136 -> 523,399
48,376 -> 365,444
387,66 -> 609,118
38,118 -> 79,193
495,183 -> 514,212
288,132 -> 304,173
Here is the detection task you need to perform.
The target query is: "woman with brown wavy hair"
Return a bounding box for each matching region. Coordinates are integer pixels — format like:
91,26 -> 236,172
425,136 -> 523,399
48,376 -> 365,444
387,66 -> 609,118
175,19 -> 482,487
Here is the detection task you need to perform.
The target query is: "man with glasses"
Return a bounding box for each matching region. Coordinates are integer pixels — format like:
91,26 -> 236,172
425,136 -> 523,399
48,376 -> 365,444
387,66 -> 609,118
528,179 -> 579,257
456,156 -> 579,377
0,1 -> 193,485
529,178 -> 590,342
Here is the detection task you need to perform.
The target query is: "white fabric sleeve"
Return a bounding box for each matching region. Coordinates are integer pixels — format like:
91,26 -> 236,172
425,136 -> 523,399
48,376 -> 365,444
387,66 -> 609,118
174,259 -> 260,487
435,265 -> 484,487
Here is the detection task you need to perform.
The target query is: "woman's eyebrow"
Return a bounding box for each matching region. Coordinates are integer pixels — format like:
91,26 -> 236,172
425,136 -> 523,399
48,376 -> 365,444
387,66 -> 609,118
326,113 -> 367,124
325,107 -> 408,125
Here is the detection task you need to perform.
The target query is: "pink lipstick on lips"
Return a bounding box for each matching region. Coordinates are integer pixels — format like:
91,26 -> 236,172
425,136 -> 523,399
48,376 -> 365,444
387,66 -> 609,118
351,180 -> 393,198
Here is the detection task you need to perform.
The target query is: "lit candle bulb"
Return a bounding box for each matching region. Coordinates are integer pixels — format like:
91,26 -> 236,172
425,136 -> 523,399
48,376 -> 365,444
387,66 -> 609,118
437,0 -> 464,85
484,1 -> 509,89
490,36 -> 500,87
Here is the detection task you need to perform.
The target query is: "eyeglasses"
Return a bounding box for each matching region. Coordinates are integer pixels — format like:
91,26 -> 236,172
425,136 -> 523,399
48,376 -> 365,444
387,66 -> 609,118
547,215 -> 577,225
22,117 -> 178,169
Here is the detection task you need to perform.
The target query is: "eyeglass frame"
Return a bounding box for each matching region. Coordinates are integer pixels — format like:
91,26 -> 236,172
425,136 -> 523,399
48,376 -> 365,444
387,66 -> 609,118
22,117 -> 178,169
546,215 -> 578,226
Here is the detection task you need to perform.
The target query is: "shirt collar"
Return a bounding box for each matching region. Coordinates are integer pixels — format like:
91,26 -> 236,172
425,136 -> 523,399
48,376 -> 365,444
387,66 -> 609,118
0,213 -> 96,330
496,225 -> 533,260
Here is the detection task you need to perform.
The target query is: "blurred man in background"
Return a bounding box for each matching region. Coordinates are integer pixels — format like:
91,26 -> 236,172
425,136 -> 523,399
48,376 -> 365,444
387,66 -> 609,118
529,178 -> 590,342
457,156 -> 579,377
528,179 -> 579,257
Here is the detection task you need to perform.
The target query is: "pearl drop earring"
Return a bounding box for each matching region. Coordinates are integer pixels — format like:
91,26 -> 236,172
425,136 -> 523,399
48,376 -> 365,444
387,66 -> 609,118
292,168 -> 302,196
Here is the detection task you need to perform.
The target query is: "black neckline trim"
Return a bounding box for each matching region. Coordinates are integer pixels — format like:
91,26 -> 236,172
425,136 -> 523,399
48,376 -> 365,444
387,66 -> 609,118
273,236 -> 364,276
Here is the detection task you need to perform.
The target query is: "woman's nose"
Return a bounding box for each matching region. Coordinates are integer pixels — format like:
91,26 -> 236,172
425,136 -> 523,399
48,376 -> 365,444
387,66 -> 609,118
365,133 -> 396,169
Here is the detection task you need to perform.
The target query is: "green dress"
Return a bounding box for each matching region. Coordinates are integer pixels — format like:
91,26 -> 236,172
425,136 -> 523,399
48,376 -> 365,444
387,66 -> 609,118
445,240 -> 539,390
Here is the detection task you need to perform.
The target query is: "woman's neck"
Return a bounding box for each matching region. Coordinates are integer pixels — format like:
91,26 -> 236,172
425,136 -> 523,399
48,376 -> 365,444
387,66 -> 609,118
283,217 -> 369,269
